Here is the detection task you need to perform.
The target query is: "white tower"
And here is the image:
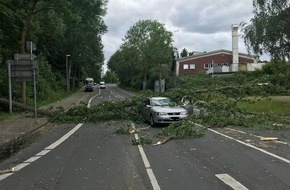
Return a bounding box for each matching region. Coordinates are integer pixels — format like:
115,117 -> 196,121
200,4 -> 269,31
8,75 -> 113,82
231,24 -> 239,72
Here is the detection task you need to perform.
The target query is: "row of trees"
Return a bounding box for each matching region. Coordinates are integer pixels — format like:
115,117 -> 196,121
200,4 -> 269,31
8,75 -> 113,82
0,0 -> 107,104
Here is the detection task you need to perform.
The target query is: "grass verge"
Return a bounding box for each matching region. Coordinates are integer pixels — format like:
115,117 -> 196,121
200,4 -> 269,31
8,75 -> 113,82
238,96 -> 290,116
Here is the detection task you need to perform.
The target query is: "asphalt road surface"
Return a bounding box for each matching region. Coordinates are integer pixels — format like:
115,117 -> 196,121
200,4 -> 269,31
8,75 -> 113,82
0,85 -> 290,190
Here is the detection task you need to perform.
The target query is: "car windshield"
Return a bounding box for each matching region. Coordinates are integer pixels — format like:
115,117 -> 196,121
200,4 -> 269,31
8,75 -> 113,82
152,98 -> 174,106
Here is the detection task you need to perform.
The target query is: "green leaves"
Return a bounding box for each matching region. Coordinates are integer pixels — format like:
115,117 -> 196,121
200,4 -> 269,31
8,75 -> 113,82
242,0 -> 290,61
108,19 -> 174,90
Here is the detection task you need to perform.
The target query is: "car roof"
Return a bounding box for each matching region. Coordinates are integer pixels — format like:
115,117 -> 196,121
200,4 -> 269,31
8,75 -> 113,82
150,97 -> 169,100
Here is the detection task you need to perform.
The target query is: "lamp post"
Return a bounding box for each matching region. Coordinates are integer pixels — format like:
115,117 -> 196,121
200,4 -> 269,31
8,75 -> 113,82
66,54 -> 70,92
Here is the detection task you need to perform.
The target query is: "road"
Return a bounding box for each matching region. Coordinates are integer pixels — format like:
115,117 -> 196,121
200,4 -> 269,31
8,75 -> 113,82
0,84 -> 290,189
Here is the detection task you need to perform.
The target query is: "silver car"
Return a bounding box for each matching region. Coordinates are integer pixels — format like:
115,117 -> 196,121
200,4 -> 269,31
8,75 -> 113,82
142,97 -> 188,127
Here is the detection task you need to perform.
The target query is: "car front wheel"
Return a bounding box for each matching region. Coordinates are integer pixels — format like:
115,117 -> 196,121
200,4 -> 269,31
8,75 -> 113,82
150,115 -> 156,127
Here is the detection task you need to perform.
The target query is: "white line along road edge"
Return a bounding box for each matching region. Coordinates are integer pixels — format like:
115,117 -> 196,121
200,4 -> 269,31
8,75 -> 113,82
0,123 -> 84,181
0,101 -> 93,181
131,123 -> 161,190
208,128 -> 290,164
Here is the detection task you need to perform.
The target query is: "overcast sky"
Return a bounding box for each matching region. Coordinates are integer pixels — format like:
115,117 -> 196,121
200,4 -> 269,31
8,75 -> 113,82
102,0 -> 265,72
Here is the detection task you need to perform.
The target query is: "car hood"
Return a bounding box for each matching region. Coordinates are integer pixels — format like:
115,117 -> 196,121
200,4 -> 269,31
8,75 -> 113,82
151,106 -> 187,113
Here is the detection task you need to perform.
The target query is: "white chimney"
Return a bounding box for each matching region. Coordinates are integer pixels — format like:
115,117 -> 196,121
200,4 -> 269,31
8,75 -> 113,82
231,24 -> 239,72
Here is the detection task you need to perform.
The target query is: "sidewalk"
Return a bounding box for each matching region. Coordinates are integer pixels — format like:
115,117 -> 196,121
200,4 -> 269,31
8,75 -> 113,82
0,88 -> 91,161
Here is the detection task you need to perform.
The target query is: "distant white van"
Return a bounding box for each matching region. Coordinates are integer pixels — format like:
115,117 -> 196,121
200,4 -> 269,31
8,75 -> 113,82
85,78 -> 94,92
99,81 -> 106,89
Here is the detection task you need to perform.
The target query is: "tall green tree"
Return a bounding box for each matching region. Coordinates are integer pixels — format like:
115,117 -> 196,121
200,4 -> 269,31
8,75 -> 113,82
108,47 -> 141,89
119,19 -> 173,90
242,0 -> 290,60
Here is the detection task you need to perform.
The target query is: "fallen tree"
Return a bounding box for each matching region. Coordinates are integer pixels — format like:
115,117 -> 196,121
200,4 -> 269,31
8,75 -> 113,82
0,98 -> 52,116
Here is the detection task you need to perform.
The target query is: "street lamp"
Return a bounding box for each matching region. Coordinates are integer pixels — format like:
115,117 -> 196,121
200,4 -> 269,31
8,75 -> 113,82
66,54 -> 70,92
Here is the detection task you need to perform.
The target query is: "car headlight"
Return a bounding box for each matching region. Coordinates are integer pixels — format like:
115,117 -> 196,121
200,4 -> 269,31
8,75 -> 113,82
156,112 -> 167,116
180,111 -> 188,115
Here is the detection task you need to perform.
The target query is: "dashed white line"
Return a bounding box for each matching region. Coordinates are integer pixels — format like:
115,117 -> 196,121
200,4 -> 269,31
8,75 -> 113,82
216,173 -> 249,190
114,85 -> 135,96
131,123 -> 161,190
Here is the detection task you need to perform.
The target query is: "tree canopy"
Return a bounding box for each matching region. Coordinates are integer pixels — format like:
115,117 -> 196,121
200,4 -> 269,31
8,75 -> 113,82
180,48 -> 188,58
0,0 -> 107,102
242,0 -> 290,61
108,19 -> 174,90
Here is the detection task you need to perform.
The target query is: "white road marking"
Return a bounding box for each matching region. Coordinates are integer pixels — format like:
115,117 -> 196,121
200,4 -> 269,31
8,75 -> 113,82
107,86 -> 125,100
216,173 -> 249,190
209,128 -> 290,164
115,86 -> 135,96
36,149 -> 51,156
0,86 -> 130,182
224,127 -> 289,145
88,90 -> 101,108
0,173 -> 12,181
224,127 -> 246,134
24,156 -> 41,163
132,123 -> 161,190
13,163 -> 30,171
0,123 -> 84,181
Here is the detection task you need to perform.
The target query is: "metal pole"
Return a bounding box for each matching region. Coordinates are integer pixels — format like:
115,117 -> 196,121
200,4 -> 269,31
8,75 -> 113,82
212,60 -> 214,78
33,68 -> 37,122
66,55 -> 70,92
7,61 -> 12,114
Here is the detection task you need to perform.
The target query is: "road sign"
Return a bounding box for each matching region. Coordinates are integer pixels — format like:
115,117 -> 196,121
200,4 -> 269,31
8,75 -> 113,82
26,41 -> 36,53
8,60 -> 38,81
14,53 -> 37,60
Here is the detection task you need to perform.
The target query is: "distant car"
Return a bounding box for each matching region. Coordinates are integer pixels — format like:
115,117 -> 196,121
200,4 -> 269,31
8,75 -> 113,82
99,81 -> 106,89
142,97 -> 188,127
84,78 -> 95,92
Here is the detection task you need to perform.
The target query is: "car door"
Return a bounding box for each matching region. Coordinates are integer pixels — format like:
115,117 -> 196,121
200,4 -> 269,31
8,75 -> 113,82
142,98 -> 151,121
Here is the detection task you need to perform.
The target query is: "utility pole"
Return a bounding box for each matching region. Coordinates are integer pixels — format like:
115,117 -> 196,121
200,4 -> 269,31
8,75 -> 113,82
66,54 -> 70,92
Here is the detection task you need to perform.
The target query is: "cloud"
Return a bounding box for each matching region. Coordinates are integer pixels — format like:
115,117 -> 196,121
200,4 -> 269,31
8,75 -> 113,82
102,0 -> 267,72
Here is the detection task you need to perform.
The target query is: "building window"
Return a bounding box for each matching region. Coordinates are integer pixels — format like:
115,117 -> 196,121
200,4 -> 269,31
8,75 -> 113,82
204,63 -> 209,69
183,64 -> 189,69
189,64 -> 195,69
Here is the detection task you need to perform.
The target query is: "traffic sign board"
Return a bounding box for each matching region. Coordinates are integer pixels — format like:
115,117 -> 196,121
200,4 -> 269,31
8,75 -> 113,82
8,60 -> 38,81
14,53 -> 37,60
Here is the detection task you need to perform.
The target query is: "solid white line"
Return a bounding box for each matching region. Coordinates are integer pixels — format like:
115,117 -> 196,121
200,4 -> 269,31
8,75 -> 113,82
224,127 -> 289,145
13,163 -> 30,171
132,124 -> 161,190
88,90 -> 101,108
208,128 -> 290,164
224,127 -> 246,134
0,123 -> 84,181
0,173 -> 12,181
36,149 -> 51,156
216,173 -> 249,190
24,156 -> 41,163
45,123 -> 83,150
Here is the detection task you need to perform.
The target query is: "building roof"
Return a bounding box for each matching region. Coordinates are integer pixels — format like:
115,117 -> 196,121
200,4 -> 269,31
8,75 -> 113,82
176,49 -> 256,62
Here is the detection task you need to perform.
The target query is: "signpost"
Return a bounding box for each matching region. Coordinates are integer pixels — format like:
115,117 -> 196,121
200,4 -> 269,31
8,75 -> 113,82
7,44 -> 38,122
9,59 -> 38,81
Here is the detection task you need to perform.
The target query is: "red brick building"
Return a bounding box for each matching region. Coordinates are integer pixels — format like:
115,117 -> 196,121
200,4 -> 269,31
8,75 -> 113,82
175,49 -> 256,76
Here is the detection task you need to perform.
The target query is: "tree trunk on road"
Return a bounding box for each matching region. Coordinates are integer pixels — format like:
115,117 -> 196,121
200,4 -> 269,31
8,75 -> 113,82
0,98 -> 52,116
